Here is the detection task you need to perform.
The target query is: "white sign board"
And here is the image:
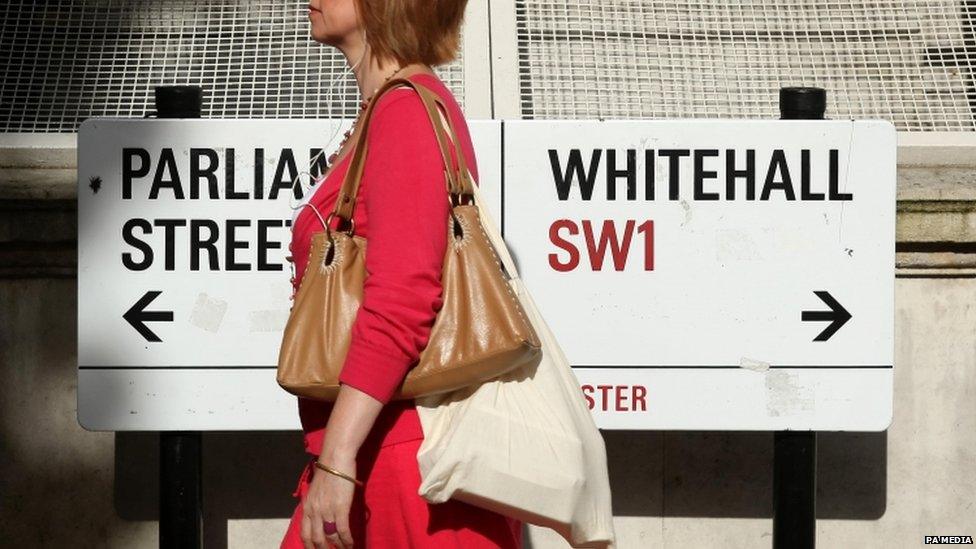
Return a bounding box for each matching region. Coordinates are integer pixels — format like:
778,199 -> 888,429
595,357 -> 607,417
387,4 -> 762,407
502,120 -> 895,431
77,119 -> 502,430
77,119 -> 895,432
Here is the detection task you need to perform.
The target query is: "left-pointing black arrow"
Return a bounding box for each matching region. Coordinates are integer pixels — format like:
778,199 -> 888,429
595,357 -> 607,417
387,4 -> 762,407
123,290 -> 174,342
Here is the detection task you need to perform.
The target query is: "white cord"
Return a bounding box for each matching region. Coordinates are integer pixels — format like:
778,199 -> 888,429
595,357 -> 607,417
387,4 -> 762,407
289,29 -> 369,213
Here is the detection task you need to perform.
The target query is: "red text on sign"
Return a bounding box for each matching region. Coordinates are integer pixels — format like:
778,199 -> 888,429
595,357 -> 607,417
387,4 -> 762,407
581,384 -> 648,412
549,219 -> 654,271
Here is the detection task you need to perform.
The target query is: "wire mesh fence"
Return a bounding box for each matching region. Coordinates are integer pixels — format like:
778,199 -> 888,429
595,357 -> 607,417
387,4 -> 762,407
515,0 -> 976,130
3,1 -> 976,132
0,0 -> 465,132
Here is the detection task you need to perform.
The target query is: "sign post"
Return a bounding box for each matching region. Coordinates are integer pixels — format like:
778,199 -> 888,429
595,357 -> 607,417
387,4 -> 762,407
497,111 -> 894,548
154,85 -> 204,549
771,86 -> 826,549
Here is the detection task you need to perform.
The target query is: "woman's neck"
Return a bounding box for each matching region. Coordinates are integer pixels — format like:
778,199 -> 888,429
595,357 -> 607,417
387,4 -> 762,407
341,39 -> 434,100
350,52 -> 404,100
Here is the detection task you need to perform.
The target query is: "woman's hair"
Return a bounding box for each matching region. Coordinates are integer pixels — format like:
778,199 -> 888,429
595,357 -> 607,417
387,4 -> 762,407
355,0 -> 468,67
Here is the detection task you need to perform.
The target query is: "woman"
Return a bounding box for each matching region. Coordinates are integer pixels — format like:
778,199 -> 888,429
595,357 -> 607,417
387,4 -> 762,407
280,1 -> 523,548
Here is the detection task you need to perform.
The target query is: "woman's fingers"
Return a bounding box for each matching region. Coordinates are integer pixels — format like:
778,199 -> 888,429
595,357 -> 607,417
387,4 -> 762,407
300,513 -> 314,549
309,510 -> 329,549
304,459 -> 357,549
335,510 -> 354,547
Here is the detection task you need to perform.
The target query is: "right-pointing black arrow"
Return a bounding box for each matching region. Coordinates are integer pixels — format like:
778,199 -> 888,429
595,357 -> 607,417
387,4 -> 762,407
123,290 -> 173,342
801,290 -> 851,342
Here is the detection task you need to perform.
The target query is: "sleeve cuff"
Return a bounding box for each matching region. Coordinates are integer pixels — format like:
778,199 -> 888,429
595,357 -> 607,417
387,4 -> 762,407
337,339 -> 413,405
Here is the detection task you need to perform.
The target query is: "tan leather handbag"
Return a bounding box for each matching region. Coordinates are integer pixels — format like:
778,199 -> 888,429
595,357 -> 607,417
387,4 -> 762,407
276,76 -> 542,401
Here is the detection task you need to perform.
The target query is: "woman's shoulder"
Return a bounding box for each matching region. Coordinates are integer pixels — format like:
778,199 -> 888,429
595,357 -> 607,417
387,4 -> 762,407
364,73 -> 478,181
366,87 -> 428,134
369,74 -> 458,121
365,82 -> 449,146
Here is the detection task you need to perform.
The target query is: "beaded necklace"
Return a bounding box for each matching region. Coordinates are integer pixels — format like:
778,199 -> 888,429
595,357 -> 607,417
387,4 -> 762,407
286,64 -> 413,291
320,64 -> 410,175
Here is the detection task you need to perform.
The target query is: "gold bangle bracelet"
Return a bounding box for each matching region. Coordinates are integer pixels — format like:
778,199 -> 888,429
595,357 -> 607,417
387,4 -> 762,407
314,460 -> 364,488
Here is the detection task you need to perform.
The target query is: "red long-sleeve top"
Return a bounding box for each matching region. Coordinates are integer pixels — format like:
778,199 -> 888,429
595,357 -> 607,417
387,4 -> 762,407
288,73 -> 479,455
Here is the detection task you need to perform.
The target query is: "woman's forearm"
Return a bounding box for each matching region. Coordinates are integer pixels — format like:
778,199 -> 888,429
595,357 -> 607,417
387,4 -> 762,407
318,383 -> 385,461
315,82 -> 453,465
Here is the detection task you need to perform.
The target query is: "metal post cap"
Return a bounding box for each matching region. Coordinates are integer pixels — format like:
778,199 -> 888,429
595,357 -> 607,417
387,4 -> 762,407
779,87 -> 826,120
154,86 -> 203,118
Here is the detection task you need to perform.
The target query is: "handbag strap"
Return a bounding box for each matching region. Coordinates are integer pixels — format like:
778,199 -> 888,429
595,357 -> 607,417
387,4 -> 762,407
331,75 -> 475,225
422,102 -> 523,282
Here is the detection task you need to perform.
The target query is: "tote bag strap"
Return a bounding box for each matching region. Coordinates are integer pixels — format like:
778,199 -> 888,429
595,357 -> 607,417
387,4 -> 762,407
468,175 -> 522,281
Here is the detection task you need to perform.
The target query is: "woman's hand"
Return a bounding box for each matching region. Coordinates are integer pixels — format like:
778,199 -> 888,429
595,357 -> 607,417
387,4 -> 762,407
302,384 -> 386,548
301,454 -> 357,549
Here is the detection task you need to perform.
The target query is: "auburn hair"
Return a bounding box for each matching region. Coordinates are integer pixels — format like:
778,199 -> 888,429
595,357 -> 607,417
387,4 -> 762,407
355,0 -> 467,66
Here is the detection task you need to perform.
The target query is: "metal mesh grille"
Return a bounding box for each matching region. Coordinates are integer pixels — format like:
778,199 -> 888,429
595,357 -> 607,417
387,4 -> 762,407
516,0 -> 976,131
0,1 -> 464,133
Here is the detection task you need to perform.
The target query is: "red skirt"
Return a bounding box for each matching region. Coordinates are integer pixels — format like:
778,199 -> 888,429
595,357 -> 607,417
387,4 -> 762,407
280,436 -> 523,548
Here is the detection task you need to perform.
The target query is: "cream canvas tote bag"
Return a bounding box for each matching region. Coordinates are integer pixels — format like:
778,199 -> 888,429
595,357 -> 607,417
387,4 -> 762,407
414,151 -> 616,548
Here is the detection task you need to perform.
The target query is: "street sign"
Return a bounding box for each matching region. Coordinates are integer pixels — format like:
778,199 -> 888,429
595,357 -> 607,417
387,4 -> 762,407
77,119 -> 895,432
77,119 -> 502,430
502,119 -> 895,431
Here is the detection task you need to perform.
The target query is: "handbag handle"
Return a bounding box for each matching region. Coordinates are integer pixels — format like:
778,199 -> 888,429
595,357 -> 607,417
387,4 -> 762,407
330,75 -> 474,226
421,103 -> 523,282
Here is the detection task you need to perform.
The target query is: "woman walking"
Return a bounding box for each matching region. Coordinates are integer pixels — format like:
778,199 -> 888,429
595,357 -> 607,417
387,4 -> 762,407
280,1 -> 522,547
